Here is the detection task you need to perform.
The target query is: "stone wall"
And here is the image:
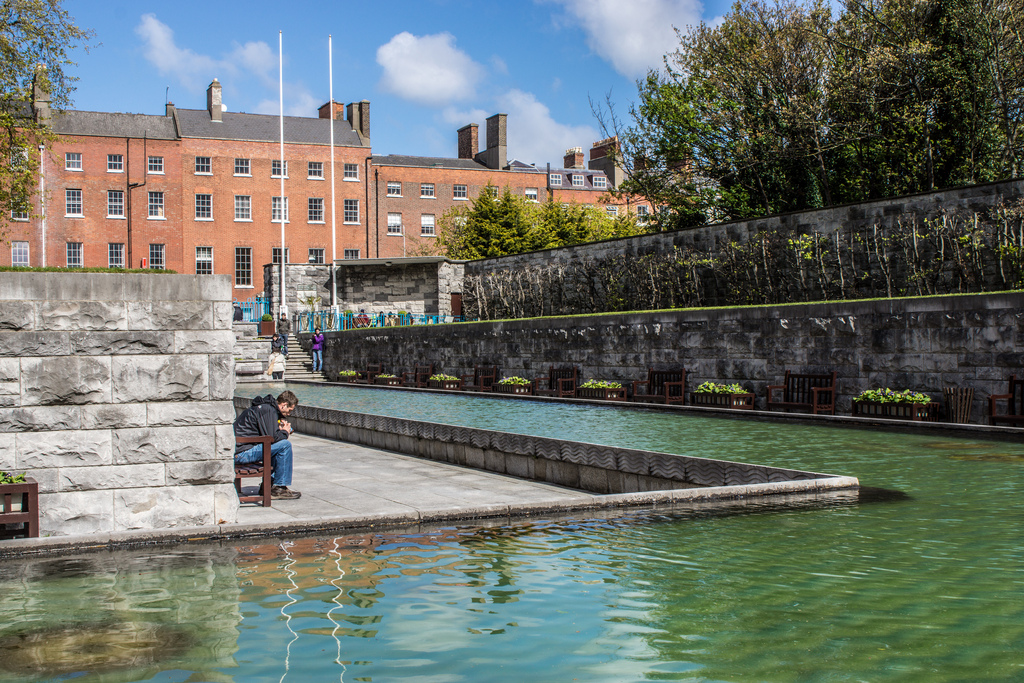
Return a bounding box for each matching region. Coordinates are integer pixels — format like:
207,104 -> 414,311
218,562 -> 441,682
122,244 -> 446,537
315,291 -> 1024,424
0,273 -> 238,536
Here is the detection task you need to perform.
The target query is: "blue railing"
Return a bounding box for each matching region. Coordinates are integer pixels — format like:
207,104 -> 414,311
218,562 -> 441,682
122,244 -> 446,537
298,309 -> 469,332
234,296 -> 271,323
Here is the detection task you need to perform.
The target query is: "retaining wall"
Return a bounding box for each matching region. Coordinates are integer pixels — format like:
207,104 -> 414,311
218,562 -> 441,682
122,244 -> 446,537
0,273 -> 238,536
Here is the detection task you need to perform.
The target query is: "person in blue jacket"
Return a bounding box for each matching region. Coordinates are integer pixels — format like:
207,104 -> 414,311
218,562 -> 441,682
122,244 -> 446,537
311,327 -> 325,372
233,391 -> 301,499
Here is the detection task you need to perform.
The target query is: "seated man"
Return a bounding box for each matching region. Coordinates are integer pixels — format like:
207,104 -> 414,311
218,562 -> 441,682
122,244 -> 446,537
233,390 -> 301,499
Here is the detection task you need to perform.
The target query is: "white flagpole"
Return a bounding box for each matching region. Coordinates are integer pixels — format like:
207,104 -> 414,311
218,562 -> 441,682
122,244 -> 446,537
278,31 -> 287,318
328,34 -> 338,311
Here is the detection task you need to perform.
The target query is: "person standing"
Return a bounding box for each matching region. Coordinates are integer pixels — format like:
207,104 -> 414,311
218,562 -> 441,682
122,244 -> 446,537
311,327 -> 325,372
278,313 -> 291,356
233,391 -> 301,499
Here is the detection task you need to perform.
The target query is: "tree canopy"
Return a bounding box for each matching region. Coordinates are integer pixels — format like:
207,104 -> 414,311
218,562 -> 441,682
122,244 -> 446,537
602,0 -> 1024,225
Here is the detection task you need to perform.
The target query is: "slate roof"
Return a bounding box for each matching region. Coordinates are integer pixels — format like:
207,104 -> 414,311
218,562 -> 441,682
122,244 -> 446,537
547,167 -> 610,190
175,108 -> 368,147
52,111 -> 177,139
371,154 -> 491,170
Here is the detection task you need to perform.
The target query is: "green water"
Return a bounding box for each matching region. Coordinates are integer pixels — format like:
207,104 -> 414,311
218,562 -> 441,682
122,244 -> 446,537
1,385 -> 1022,681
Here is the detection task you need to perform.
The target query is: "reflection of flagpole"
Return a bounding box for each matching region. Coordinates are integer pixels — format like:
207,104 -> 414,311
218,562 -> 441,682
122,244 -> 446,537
327,537 -> 348,681
279,541 -> 299,683
328,35 -> 338,312
278,31 -> 287,317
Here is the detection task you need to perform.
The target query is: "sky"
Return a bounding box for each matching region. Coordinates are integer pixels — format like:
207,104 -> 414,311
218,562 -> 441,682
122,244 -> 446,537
64,0 -> 731,168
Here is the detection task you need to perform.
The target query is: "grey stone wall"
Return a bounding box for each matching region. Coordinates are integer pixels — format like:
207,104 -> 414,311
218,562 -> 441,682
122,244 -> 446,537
318,291 -> 1024,423
0,273 -> 238,536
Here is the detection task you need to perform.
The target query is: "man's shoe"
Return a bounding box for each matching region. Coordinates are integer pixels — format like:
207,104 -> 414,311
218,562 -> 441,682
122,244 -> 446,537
271,486 -> 301,500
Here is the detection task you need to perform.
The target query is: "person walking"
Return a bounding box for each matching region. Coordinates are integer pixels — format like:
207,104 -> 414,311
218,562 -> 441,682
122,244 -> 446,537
311,327 -> 325,373
233,391 -> 301,499
278,313 -> 291,356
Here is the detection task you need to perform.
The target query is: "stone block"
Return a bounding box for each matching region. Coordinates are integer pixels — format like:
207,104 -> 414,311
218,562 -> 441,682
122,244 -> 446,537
174,330 -> 235,354
213,302 -> 234,330
39,490 -> 114,536
579,465 -> 609,493
114,485 -> 215,530
112,355 -> 208,402
213,483 -> 238,524
0,433 -> 13,469
214,424 -> 236,460
128,300 -> 212,331
39,301 -> 126,331
60,463 -> 166,491
113,426 -> 216,464
504,452 -> 533,480
0,406 -> 80,432
0,301 -> 33,330
21,356 -> 111,405
146,400 -> 235,428
70,331 -> 173,355
0,382 -> 19,399
166,459 -> 233,486
464,446 -> 485,469
23,467 -> 59,493
483,449 -> 506,474
0,331 -> 71,357
80,403 -> 148,430
0,358 -> 18,382
209,355 -> 236,401
17,430 -> 112,468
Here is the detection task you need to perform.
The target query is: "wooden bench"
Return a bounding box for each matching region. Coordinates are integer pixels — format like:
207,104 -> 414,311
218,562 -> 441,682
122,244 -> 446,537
403,363 -> 434,388
534,366 -> 578,398
356,363 -> 383,384
462,365 -> 499,392
989,375 -> 1024,426
234,435 -> 273,507
632,368 -> 686,404
766,370 -> 837,415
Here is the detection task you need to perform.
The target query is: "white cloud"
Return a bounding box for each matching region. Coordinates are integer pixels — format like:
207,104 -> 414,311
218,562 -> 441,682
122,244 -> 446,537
376,32 -> 484,106
496,89 -> 598,167
228,41 -> 277,88
441,106 -> 491,128
135,14 -> 220,90
546,0 -> 703,77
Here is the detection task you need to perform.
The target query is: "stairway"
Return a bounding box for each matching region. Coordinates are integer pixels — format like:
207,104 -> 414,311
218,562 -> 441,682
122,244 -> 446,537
284,345 -> 327,382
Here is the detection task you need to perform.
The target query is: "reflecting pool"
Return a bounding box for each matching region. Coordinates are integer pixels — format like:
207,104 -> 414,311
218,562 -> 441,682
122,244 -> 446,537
0,384 -> 1021,681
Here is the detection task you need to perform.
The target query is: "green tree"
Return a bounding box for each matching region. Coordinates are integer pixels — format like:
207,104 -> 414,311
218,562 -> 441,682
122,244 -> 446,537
1,0 -> 92,238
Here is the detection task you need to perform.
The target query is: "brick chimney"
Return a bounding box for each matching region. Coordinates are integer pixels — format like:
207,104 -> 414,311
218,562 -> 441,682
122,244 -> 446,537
318,100 -> 345,120
347,100 -> 370,141
32,64 -> 51,125
458,123 -> 479,159
564,146 -> 585,169
589,136 -> 622,188
476,113 -> 507,170
206,78 -> 223,122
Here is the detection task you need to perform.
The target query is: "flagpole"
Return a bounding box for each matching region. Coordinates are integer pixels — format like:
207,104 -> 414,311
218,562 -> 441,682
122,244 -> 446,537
328,34 -> 338,311
278,30 -> 287,318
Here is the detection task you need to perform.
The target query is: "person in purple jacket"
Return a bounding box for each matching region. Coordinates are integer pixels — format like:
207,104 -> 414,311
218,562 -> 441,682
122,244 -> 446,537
311,327 -> 325,372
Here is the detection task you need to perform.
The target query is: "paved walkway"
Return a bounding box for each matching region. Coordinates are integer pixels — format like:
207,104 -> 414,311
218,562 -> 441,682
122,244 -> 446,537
235,433 -> 593,527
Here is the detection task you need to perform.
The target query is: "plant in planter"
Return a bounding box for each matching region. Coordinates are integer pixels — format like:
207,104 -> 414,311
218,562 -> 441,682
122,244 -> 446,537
577,379 -> 626,401
495,376 -> 533,395
374,373 -> 402,386
428,373 -> 463,390
852,388 -> 937,421
338,370 -> 359,382
258,313 -> 275,336
691,381 -> 755,409
0,470 -> 39,539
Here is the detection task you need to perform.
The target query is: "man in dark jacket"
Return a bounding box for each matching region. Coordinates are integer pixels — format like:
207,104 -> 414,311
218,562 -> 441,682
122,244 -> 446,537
233,391 -> 301,499
277,313 -> 291,356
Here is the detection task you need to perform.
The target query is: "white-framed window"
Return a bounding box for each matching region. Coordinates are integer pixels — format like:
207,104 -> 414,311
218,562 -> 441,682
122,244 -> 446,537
308,161 -> 324,179
234,195 -> 251,221
66,242 -> 82,268
271,160 -> 288,178
65,189 -> 83,216
606,205 -> 618,217
196,246 -> 213,275
11,207 -> 29,220
195,156 -> 212,174
525,187 -> 538,202
148,191 -> 164,218
636,205 -> 649,223
107,154 -> 123,172
421,214 -> 435,236
235,247 -> 252,287
11,241 -> 29,267
107,190 -> 124,217
344,198 -> 359,224
108,243 -> 124,269
271,196 -> 289,223
387,212 -> 402,235
549,174 -> 562,186
148,156 -> 163,174
420,183 -> 435,198
272,247 -> 290,265
149,244 -> 165,269
484,186 -> 497,197
453,184 -> 468,200
308,197 -> 324,223
308,248 -> 325,264
234,158 -> 250,176
343,163 -> 358,180
572,174 -> 584,187
594,175 -> 607,189
343,249 -> 360,259
387,181 -> 402,197
65,152 -> 82,171
195,193 -> 212,220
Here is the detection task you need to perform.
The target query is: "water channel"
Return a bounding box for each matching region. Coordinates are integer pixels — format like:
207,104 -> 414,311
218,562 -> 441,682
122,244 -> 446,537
1,383 -> 1022,681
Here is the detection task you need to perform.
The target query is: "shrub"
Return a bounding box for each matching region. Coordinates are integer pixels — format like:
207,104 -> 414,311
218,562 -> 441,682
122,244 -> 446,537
694,381 -> 746,394
855,388 -> 931,404
579,379 -> 622,389
498,376 -> 531,385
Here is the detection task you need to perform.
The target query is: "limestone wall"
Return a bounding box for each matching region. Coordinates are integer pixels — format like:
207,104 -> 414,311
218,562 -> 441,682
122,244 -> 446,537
0,273 -> 238,536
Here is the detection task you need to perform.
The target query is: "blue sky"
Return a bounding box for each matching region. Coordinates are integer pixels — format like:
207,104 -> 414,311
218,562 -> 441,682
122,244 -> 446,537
65,0 -> 729,167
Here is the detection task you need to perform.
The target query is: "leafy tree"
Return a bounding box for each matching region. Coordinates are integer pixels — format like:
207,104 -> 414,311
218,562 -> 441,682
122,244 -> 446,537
1,0 -> 92,238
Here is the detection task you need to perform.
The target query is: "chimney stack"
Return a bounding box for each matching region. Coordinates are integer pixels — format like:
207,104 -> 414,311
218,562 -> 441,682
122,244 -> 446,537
589,136 -> 622,188
564,146 -> 585,169
206,78 -> 223,122
476,113 -> 507,170
457,123 -> 478,159
347,100 -> 371,142
318,100 -> 345,120
32,64 -> 51,125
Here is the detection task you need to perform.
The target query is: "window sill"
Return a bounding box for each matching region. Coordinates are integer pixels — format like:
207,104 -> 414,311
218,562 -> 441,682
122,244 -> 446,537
453,197 -> 469,201
195,172 -> 213,176
234,174 -> 252,178
234,284 -> 255,289
343,177 -> 360,182
308,221 -> 325,225
308,176 -> 325,181
387,232 -> 404,237
65,168 -> 82,172
106,215 -> 126,220
147,172 -> 165,176
195,217 -> 214,222
420,234 -> 436,238
343,221 -> 360,225
386,194 -> 402,198
420,196 -> 436,200
65,214 -> 83,218
271,176 -> 289,180
234,218 -> 253,222
147,216 -> 167,221
107,170 -> 123,174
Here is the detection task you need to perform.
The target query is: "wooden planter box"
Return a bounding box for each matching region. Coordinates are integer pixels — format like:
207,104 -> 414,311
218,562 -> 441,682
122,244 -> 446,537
691,391 -> 755,410
428,379 -> 464,391
852,400 -> 939,422
494,383 -> 533,395
576,386 -> 627,401
0,478 -> 39,539
374,376 -> 402,386
337,374 -> 359,383
258,320 -> 275,336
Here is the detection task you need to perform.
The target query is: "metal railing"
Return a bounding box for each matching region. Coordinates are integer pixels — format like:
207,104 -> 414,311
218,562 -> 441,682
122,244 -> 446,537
298,309 -> 469,332
234,296 -> 271,322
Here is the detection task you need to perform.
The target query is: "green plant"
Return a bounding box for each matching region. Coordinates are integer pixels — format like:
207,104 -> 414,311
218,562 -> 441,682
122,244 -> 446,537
855,388 -> 931,404
377,373 -> 397,379
498,376 -> 531,385
338,370 -> 358,377
695,381 -> 746,394
261,314 -> 273,322
579,379 -> 622,389
0,471 -> 27,485
429,374 -> 460,381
